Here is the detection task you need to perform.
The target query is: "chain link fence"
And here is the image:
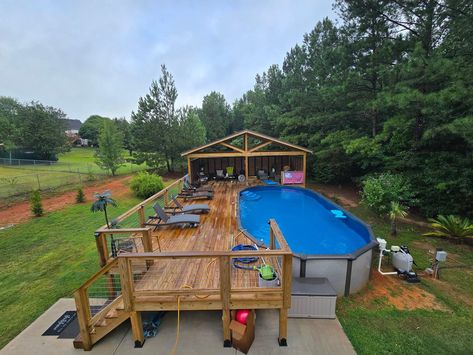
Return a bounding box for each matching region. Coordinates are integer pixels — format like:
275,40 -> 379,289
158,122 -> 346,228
0,158 -> 148,200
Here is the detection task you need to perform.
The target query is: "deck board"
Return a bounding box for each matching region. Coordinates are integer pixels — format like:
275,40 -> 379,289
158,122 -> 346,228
131,181 -> 282,293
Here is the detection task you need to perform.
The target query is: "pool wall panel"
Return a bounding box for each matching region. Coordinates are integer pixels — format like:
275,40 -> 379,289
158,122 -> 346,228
304,259 -> 348,295
349,250 -> 373,293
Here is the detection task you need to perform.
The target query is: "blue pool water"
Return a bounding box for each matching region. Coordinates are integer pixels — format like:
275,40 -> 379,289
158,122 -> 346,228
239,186 -> 371,255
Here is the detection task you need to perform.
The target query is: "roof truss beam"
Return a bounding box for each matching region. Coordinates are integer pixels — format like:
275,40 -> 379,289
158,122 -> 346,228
220,141 -> 245,153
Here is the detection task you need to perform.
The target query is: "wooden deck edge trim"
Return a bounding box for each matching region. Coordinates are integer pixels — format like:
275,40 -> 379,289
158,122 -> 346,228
119,250 -> 292,259
134,300 -> 284,311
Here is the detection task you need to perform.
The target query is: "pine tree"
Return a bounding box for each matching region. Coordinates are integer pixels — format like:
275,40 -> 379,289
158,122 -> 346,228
95,120 -> 125,176
30,190 -> 44,217
76,187 -> 85,203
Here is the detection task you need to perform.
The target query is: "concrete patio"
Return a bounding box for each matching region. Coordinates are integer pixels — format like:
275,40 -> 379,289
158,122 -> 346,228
1,299 -> 356,355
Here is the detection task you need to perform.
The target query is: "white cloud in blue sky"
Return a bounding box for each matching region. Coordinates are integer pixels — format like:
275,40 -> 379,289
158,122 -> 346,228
0,0 -> 334,120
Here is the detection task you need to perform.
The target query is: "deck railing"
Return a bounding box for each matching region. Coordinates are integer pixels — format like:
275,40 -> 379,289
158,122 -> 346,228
75,219 -> 292,350
94,176 -> 186,266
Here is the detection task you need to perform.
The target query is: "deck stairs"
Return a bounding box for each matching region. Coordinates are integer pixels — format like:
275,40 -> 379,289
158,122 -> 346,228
73,296 -> 129,349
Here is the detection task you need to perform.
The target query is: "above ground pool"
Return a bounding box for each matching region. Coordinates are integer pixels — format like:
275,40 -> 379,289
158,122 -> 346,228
238,186 -> 378,295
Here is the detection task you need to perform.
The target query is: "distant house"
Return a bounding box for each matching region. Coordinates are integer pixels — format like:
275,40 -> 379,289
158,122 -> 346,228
62,119 -> 88,146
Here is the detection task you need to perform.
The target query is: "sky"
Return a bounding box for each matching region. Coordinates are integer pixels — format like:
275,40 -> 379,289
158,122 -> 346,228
0,0 -> 334,121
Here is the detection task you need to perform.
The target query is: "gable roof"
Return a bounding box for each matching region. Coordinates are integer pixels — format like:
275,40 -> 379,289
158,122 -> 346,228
62,119 -> 82,131
181,129 -> 312,156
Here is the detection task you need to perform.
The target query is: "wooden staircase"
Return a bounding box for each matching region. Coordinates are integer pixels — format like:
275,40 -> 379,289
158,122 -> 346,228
73,296 -> 130,349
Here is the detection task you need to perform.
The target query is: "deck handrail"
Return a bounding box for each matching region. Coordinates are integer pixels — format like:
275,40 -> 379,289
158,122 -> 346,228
97,175 -> 186,230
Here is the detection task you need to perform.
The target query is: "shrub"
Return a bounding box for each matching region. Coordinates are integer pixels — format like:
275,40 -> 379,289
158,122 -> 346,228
423,215 -> 473,240
76,187 -> 85,203
30,190 -> 44,217
130,172 -> 164,199
361,173 -> 415,214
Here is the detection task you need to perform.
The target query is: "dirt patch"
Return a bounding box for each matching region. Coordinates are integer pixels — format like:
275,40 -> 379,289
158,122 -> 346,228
0,176 -> 132,225
355,271 -> 448,311
309,182 -> 360,208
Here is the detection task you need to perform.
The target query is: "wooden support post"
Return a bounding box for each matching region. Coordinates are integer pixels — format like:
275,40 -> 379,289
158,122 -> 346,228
74,289 -> 92,350
187,157 -> 192,183
219,256 -> 232,346
119,258 -> 133,312
302,153 -> 307,187
130,311 -> 145,348
278,308 -> 288,346
270,226 -> 275,250
138,205 -> 145,227
279,253 -> 292,346
244,133 -> 249,183
282,254 -> 293,309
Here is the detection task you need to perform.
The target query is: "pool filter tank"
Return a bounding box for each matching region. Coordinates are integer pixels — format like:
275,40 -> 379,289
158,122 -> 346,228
391,246 -> 420,283
376,239 -> 420,283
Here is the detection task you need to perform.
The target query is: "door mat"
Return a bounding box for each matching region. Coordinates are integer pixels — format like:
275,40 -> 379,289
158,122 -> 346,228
42,311 -> 77,336
43,306 -> 103,339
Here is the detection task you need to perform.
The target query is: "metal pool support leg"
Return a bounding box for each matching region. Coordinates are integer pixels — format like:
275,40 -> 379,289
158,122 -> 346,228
278,308 -> 288,346
130,311 -> 145,348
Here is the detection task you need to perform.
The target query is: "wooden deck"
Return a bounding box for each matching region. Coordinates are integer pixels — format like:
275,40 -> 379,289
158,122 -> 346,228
135,181 -> 280,292
74,178 -> 292,350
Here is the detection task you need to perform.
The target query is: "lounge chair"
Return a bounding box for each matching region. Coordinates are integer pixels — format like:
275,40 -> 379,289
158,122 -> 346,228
178,190 -> 213,200
216,169 -> 225,180
225,167 -> 236,180
145,203 -> 200,230
257,169 -> 269,180
165,196 -> 210,215
183,180 -> 213,193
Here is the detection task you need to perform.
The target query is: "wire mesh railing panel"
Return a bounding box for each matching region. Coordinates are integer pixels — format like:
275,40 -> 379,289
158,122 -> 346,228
105,232 -> 144,257
86,272 -> 122,316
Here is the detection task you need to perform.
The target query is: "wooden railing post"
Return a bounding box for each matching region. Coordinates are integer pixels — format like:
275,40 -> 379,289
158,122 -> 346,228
119,257 -> 134,312
269,225 -> 275,250
164,188 -> 169,207
95,232 -> 108,267
219,256 -> 232,347
142,228 -> 155,268
138,205 -> 145,227
74,288 -> 92,350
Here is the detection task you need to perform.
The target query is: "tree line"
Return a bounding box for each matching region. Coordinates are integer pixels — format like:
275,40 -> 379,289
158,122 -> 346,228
190,0 -> 473,218
2,0 -> 471,218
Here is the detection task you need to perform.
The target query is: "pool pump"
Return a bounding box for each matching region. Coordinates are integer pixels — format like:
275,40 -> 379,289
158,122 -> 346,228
377,238 -> 420,283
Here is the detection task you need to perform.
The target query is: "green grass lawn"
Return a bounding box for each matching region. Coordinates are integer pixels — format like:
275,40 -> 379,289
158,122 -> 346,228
337,204 -> 473,355
0,194 -> 141,348
0,148 -> 148,199
1,185 -> 472,353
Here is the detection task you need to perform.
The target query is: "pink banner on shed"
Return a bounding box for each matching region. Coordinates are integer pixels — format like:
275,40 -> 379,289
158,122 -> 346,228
282,171 -> 304,184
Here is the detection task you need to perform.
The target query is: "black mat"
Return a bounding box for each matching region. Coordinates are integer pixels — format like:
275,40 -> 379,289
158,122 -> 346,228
42,311 -> 77,336
43,306 -> 103,339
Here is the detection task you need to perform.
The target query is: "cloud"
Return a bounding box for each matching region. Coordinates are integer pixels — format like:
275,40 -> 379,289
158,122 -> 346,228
0,0 -> 333,120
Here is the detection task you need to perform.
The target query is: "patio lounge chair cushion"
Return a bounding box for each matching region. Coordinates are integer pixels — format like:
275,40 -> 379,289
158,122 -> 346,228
172,197 -> 210,213
151,203 -> 200,226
